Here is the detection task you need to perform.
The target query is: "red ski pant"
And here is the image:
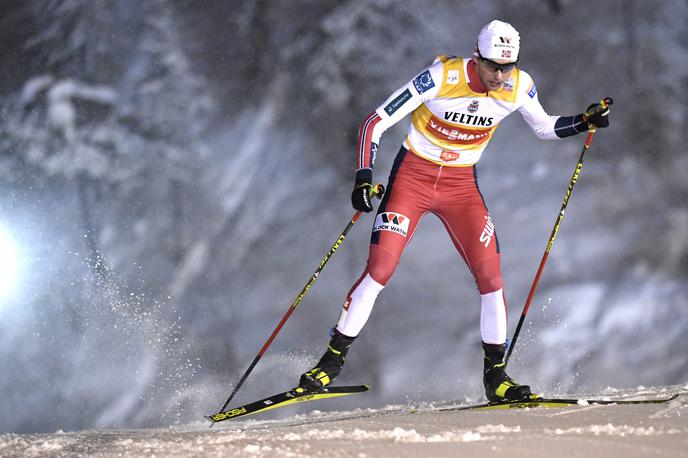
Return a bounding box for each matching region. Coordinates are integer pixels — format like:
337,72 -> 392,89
363,147 -> 502,293
336,147 -> 507,340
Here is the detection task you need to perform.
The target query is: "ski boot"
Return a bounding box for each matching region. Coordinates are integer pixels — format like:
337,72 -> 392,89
483,342 -> 534,402
296,328 -> 356,394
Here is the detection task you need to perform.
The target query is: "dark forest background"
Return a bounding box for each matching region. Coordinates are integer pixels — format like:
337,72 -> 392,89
0,0 -> 686,433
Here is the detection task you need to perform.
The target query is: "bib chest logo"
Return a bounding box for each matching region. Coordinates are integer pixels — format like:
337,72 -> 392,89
427,116 -> 491,145
440,150 -> 461,162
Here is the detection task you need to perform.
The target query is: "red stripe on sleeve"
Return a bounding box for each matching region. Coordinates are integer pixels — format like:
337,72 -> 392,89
357,112 -> 381,169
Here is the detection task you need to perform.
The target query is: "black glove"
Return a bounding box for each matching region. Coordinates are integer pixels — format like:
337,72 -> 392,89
351,168 -> 374,212
583,100 -> 611,129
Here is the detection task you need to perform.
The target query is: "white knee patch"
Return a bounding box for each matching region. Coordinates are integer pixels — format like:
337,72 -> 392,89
480,288 -> 507,344
336,274 -> 384,337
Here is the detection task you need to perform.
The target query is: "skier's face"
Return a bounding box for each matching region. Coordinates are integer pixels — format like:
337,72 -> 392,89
473,56 -> 516,91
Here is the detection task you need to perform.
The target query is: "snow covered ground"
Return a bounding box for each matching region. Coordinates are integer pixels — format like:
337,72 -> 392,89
2,385 -> 686,457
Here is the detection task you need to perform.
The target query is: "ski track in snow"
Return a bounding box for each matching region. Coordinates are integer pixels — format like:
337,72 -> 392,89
1,385 -> 687,458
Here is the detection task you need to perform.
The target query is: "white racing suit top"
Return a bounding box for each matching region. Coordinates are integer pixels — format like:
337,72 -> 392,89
357,55 -> 583,171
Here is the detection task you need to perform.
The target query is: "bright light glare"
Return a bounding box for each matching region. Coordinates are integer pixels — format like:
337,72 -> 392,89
0,228 -> 19,301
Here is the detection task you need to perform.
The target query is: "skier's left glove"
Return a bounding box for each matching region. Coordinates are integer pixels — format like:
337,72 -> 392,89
582,101 -> 610,129
351,168 -> 374,213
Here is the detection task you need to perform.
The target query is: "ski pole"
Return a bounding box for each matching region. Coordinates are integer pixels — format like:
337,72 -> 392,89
214,183 -> 385,416
505,98 -> 613,365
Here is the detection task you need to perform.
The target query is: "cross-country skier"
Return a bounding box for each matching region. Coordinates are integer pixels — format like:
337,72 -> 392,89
297,20 -> 610,402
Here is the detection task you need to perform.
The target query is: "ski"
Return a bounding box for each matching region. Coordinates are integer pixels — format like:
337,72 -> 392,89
441,393 -> 680,412
207,385 -> 370,423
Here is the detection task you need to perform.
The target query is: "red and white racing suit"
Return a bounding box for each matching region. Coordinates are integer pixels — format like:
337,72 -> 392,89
335,55 -> 586,344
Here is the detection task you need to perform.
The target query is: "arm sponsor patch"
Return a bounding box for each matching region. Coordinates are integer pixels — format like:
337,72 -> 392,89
384,89 -> 412,116
412,69 -> 435,94
528,83 -> 537,99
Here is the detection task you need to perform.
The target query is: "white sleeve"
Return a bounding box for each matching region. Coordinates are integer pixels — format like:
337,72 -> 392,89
357,59 -> 443,169
517,70 -> 560,140
376,61 -> 443,130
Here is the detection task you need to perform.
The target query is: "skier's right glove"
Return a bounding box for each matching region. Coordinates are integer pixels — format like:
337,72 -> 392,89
351,168 -> 374,213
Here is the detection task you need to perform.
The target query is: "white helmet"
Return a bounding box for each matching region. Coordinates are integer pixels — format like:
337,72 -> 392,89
476,20 -> 520,62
